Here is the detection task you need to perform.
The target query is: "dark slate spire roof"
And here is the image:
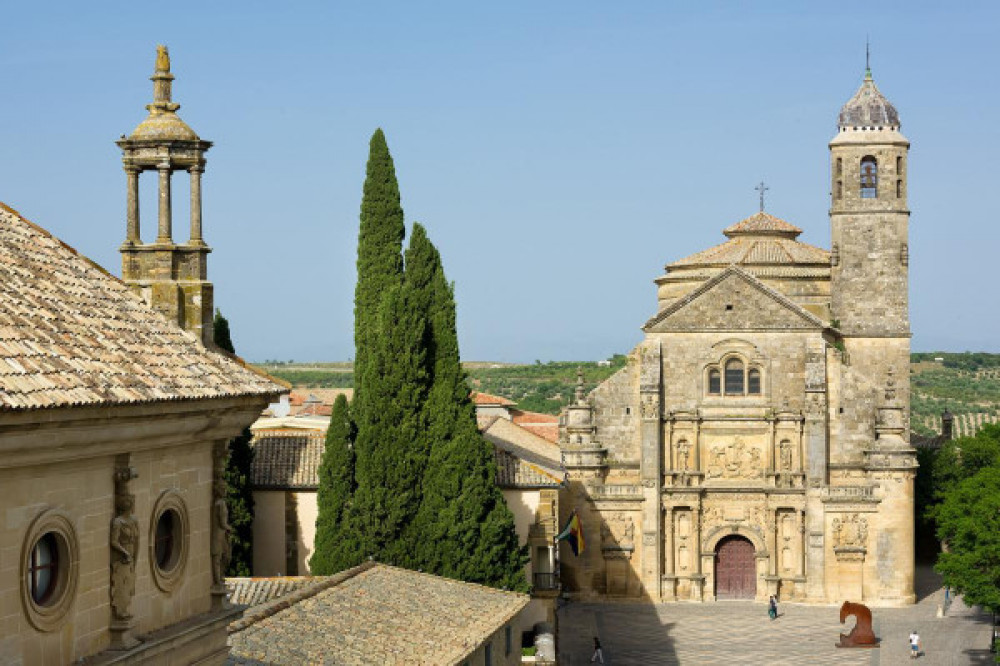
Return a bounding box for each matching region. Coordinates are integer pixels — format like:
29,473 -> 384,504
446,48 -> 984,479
838,70 -> 900,129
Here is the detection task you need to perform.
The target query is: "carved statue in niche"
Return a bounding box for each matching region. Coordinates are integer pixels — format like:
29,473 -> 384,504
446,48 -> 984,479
676,440 -> 691,471
832,514 -> 869,549
110,466 -> 139,621
779,440 -> 793,471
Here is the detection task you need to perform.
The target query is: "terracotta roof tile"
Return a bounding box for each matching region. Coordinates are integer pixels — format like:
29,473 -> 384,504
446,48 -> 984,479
250,431 -> 324,489
227,564 -> 529,665
471,391 -> 515,406
0,203 -> 283,410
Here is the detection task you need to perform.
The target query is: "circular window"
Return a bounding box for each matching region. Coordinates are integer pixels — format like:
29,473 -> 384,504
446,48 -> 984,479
20,509 -> 79,632
149,491 -> 189,592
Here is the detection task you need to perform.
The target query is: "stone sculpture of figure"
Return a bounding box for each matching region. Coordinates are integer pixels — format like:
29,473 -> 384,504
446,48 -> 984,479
832,517 -> 843,548
623,518 -> 634,546
110,493 -> 139,620
780,441 -> 793,471
156,44 -> 170,72
676,441 -> 690,471
211,483 -> 232,585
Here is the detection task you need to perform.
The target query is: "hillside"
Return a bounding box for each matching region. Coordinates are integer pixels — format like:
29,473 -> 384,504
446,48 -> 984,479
255,352 -> 1000,435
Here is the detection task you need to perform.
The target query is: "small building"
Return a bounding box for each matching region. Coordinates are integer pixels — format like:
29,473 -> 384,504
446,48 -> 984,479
227,563 -> 530,665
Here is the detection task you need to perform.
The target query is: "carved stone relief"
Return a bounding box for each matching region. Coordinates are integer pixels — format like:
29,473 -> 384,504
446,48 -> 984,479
110,464 -> 139,622
211,442 -> 233,589
832,514 -> 869,549
706,438 -> 764,479
640,394 -> 659,420
601,513 -> 635,549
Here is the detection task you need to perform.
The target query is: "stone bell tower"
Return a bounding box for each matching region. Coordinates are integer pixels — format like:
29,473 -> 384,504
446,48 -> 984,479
118,45 -> 214,345
829,65 -> 910,338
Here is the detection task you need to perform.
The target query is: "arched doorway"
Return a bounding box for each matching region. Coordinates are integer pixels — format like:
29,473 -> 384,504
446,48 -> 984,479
715,535 -> 756,599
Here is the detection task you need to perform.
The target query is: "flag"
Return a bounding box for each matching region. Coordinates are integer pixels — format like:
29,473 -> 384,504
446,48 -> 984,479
555,510 -> 584,556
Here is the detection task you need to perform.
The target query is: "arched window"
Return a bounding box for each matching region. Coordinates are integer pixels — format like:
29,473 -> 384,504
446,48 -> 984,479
860,156 -> 878,198
748,369 -> 761,395
724,359 -> 744,395
708,369 -> 721,395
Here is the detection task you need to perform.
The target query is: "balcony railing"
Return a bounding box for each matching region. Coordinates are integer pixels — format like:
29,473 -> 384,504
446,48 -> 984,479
533,572 -> 559,591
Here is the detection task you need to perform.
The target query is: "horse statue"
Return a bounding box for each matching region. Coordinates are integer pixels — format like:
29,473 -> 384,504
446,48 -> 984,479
836,600 -> 879,648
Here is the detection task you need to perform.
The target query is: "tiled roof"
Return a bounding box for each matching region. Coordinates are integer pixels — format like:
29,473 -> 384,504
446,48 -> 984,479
484,417 -> 564,488
226,577 -> 321,607
0,203 -> 283,411
723,211 -> 802,238
510,408 -> 559,443
250,431 -> 324,489
839,71 -> 900,129
471,391 -> 515,406
227,563 -> 529,666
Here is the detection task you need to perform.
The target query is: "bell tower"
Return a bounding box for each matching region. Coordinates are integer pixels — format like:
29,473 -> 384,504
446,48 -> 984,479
829,66 -> 910,338
118,45 -> 214,346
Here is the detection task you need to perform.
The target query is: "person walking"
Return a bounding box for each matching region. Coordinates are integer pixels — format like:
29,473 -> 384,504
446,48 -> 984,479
590,636 -> 604,663
909,630 -> 921,659
768,595 -> 778,620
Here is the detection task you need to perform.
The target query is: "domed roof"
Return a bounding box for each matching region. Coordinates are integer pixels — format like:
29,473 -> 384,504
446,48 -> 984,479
667,211 -> 829,271
129,111 -> 199,141
838,70 -> 900,129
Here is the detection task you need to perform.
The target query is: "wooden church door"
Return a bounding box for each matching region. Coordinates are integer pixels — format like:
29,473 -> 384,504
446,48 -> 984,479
715,536 -> 756,599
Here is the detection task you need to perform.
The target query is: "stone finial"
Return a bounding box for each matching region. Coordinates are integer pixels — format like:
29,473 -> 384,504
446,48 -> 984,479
149,45 -> 179,114
574,367 -> 585,404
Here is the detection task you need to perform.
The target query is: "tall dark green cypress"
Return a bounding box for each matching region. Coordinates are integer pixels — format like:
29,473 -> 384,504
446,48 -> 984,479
406,225 -> 528,590
310,394 -> 356,574
213,310 -> 255,576
353,128 -> 405,389
351,283 -> 427,566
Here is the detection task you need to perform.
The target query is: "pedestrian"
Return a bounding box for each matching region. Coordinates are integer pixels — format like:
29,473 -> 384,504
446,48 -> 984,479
591,636 -> 604,664
768,595 -> 778,620
909,629 -> 921,659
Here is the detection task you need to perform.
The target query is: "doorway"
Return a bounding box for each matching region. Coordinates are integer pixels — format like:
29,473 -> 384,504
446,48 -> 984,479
715,535 -> 756,599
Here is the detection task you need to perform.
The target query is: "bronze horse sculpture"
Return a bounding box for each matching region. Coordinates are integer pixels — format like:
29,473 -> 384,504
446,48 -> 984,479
836,601 -> 879,648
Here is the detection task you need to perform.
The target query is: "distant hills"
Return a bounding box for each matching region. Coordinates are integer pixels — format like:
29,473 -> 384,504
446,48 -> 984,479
255,352 -> 1000,437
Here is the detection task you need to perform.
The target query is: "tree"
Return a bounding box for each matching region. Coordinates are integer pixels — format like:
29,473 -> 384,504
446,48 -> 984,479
931,423 -> 1000,505
350,283 -> 428,566
353,128 -> 405,390
934,464 -> 1000,613
406,224 -> 528,590
213,309 -> 254,576
310,394 -> 356,575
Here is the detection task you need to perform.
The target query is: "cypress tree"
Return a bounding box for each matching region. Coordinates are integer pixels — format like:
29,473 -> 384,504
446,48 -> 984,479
353,128 -> 405,390
310,394 -> 356,574
212,309 -> 254,576
350,283 -> 427,566
407,225 -> 528,590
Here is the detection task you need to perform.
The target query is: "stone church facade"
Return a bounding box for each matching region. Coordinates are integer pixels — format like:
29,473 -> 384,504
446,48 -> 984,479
558,68 -> 917,606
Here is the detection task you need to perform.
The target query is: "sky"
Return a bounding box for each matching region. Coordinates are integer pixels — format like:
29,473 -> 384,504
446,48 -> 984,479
1,2 -> 997,362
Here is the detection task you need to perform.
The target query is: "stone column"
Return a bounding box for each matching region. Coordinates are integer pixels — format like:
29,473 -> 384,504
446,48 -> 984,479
662,507 -> 676,601
157,163 -> 172,242
125,167 -> 140,243
189,165 -> 204,244
639,341 -> 662,599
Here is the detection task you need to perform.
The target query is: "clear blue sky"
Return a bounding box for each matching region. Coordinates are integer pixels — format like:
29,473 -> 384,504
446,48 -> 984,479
1,2 -> 996,362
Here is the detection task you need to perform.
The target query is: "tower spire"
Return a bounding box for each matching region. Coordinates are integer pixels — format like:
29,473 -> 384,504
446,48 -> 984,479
865,37 -> 872,79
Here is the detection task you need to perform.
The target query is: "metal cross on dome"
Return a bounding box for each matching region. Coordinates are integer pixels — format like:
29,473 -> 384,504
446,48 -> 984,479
755,181 -> 769,212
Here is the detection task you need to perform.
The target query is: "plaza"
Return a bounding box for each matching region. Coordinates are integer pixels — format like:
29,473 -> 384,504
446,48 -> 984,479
557,567 -> 995,665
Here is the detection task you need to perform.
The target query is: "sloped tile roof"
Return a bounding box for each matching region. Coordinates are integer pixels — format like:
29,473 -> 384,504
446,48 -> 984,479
484,417 -> 564,488
510,408 -> 559,443
471,391 -> 515,406
723,211 -> 802,238
250,431 -> 324,489
227,563 -> 529,666
226,577 -> 322,607
0,203 -> 283,411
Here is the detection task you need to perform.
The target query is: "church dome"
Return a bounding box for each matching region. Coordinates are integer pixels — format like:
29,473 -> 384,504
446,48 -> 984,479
838,70 -> 900,129
129,111 -> 199,142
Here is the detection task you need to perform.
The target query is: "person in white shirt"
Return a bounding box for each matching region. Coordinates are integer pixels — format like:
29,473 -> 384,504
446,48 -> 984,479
909,630 -> 920,659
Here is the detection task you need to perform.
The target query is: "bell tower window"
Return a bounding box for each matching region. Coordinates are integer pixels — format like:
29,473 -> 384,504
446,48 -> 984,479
860,156 -> 878,198
708,369 -> 721,395
748,369 -> 761,395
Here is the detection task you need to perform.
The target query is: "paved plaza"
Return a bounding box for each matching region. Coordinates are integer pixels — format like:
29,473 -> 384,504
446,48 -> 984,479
557,568 -> 996,665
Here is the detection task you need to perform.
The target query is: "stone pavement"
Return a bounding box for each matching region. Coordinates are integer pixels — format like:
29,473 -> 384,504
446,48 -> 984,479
557,567 -> 996,665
